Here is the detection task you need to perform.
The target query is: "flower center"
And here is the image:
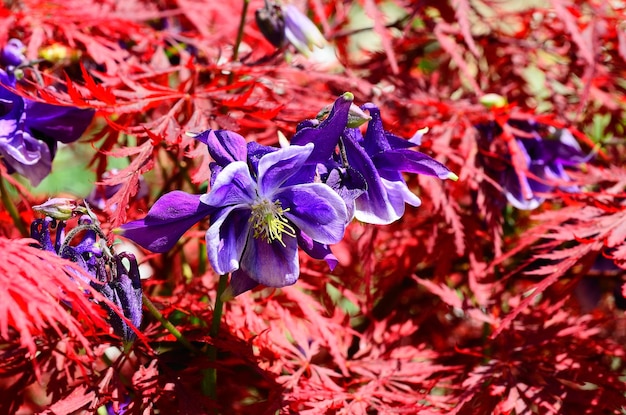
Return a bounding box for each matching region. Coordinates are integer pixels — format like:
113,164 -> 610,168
249,198 -> 296,246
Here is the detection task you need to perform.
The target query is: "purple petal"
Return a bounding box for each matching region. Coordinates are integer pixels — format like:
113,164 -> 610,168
276,183 -> 347,244
246,141 -> 277,177
110,253 -> 143,340
200,161 -> 256,207
361,103 -> 391,154
322,166 -> 366,222
342,132 -> 398,224
382,178 -> 421,219
194,129 -> 247,166
229,269 -> 260,297
386,131 -> 418,149
1,128 -> 52,186
283,4 -> 326,55
372,149 -> 457,180
297,231 -> 338,271
257,143 -> 314,196
117,191 -> 213,252
291,93 -> 353,163
544,129 -> 587,165
25,102 -> 94,144
205,205 -> 251,275
240,232 -> 299,288
501,168 -> 542,210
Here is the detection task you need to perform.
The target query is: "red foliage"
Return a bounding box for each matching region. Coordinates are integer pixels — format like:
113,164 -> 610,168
0,0 -> 625,414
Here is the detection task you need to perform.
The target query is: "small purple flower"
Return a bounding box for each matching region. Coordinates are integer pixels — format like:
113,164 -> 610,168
0,43 -> 94,186
476,118 -> 589,210
31,210 -> 142,341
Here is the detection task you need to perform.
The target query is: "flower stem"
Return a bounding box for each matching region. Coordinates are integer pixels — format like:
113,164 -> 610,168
202,273 -> 229,401
228,0 -> 250,85
0,172 -> 27,237
142,293 -> 198,353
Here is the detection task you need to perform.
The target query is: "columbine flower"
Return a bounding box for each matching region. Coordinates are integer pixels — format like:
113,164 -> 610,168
200,143 -> 347,296
31,209 -> 142,341
0,40 -> 94,186
291,93 -> 458,224
475,117 -> 588,210
255,1 -> 326,57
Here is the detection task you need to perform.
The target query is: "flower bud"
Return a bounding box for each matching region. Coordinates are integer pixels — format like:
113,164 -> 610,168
480,93 -> 508,109
255,1 -> 286,48
0,39 -> 26,68
33,198 -> 79,220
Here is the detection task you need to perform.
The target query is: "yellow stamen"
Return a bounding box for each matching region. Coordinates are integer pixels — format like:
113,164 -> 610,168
249,199 -> 296,247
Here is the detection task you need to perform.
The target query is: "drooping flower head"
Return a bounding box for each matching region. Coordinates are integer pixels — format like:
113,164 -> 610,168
0,40 -> 95,186
255,0 -> 326,56
475,116 -> 589,210
31,203 -> 142,341
291,93 -> 458,224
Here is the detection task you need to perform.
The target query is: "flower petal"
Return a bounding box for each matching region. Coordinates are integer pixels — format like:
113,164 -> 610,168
276,182 -> 347,244
291,93 -> 352,163
257,143 -> 314,196
372,149 -> 457,180
383,178 -> 421,211
194,129 -> 247,166
297,230 -> 338,271
343,132 -> 398,224
241,233 -> 299,288
229,269 -> 260,297
25,103 -> 94,144
201,161 -> 256,207
205,205 -> 251,275
361,103 -> 391,154
117,191 -> 213,253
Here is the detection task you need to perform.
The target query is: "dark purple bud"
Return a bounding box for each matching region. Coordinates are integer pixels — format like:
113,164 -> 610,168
255,1 -> 286,48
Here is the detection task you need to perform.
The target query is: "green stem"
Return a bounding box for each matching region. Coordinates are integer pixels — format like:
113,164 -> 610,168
202,273 -> 229,401
228,0 -> 250,85
0,173 -> 27,237
142,293 -> 198,353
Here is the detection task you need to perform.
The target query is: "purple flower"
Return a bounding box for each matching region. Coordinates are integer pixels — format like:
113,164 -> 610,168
200,143 -> 347,296
292,93 -> 457,224
0,69 -> 94,186
31,211 -> 142,341
476,118 -> 588,210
